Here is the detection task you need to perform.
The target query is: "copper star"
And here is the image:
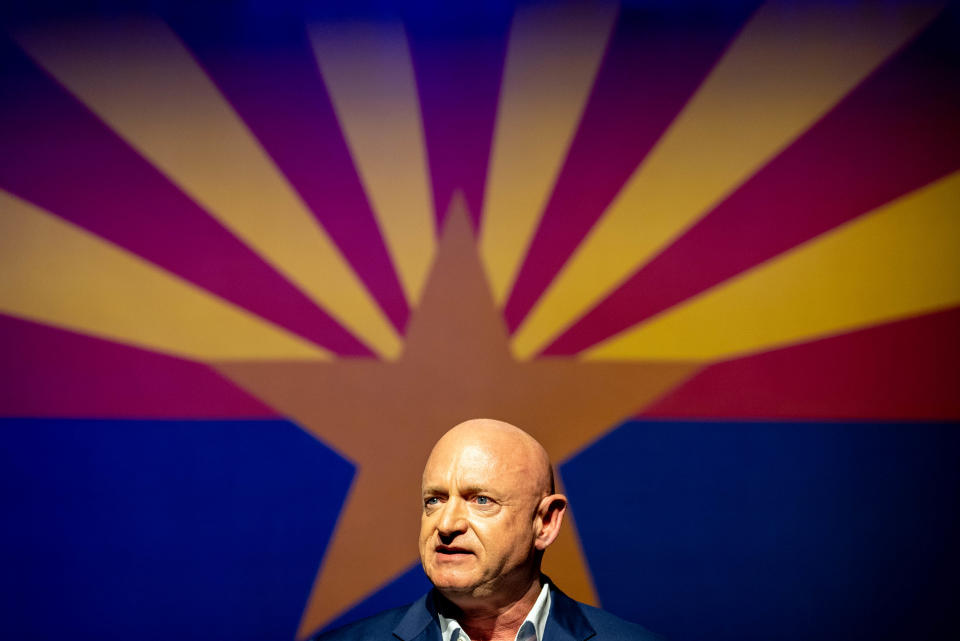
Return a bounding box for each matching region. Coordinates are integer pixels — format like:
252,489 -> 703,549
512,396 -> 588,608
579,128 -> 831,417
212,195 -> 700,638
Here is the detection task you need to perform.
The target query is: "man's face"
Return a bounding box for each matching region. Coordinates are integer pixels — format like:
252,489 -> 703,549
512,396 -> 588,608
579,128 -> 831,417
419,435 -> 542,601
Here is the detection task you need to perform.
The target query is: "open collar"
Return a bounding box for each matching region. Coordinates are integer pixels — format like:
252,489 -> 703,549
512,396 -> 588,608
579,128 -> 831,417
391,579 -> 596,641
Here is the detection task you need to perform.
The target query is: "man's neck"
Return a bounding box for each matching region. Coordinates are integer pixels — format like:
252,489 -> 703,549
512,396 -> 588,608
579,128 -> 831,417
441,579 -> 543,641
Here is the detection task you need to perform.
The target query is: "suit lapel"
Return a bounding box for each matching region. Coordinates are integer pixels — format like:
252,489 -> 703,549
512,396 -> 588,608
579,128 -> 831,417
544,583 -> 596,641
393,592 -> 442,641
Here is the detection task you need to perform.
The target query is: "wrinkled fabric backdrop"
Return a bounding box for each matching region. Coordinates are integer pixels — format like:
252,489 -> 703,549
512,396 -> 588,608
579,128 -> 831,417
1,1 -> 958,640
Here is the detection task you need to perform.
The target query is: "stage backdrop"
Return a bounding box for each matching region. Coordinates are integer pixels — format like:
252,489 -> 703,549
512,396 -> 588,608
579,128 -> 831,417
1,1 -> 958,640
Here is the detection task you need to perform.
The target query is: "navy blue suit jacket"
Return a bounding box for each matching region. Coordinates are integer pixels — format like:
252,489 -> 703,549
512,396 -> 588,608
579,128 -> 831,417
312,583 -> 664,641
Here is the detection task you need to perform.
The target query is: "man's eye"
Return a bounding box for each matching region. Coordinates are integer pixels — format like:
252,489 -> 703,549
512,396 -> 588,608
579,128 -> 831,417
475,496 -> 490,505
425,497 -> 439,506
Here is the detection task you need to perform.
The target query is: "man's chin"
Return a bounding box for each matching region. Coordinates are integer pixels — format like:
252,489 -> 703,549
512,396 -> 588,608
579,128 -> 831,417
426,567 -> 481,594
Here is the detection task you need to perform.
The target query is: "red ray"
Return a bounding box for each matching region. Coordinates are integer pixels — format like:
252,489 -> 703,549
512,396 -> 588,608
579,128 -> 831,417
641,308 -> 960,421
545,9 -> 960,355
0,36 -> 373,356
406,5 -> 512,230
172,15 -> 410,332
504,5 -> 757,331
0,315 -> 277,418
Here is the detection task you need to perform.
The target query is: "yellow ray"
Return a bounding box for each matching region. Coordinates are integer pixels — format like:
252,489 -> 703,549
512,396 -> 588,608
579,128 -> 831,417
15,19 -> 401,359
585,171 -> 960,362
0,191 -> 330,362
308,21 -> 435,305
479,1 -> 618,305
512,1 -> 943,359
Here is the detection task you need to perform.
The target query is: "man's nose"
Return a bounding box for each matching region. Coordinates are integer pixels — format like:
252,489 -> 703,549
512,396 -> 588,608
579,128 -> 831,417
436,497 -> 468,538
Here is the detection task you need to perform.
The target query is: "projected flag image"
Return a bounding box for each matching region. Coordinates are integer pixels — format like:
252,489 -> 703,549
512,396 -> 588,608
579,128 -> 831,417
1,2 -> 958,641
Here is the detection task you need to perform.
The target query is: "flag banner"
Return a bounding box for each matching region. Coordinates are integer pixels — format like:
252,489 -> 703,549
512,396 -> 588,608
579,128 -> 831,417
1,2 -> 958,640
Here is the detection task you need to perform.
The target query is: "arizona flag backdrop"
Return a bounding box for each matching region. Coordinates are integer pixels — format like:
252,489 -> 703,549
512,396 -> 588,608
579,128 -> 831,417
1,1 -> 958,640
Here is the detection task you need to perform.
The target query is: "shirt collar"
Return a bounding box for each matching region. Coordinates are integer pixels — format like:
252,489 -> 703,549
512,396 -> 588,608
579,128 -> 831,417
438,582 -> 552,641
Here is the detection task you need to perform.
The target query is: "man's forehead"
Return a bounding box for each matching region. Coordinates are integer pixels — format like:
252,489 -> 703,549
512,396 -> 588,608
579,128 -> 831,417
423,443 -> 525,487
421,420 -> 552,494
424,442 -> 499,478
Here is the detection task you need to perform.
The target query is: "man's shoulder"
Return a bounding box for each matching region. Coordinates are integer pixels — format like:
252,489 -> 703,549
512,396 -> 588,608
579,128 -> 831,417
574,601 -> 666,641
550,584 -> 666,641
308,602 -> 414,641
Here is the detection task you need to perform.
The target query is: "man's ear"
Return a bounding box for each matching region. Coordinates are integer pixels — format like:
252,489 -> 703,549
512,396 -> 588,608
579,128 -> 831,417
534,494 -> 568,551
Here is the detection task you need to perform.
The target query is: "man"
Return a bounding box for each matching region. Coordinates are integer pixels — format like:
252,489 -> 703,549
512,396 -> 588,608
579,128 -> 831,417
314,418 -> 663,641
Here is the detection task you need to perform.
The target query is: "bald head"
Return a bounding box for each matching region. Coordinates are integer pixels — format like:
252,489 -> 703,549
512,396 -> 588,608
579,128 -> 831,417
419,418 -> 567,609
425,418 -> 554,497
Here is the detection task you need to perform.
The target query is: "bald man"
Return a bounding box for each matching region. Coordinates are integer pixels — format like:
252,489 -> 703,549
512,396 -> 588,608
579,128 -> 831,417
313,419 -> 663,641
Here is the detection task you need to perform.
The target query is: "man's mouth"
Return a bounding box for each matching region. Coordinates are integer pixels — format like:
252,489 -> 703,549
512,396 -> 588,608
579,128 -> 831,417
436,545 -> 472,556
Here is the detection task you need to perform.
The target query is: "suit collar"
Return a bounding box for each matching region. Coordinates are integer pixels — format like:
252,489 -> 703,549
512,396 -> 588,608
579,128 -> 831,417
393,578 -> 595,641
393,592 -> 441,641
543,579 -> 596,641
